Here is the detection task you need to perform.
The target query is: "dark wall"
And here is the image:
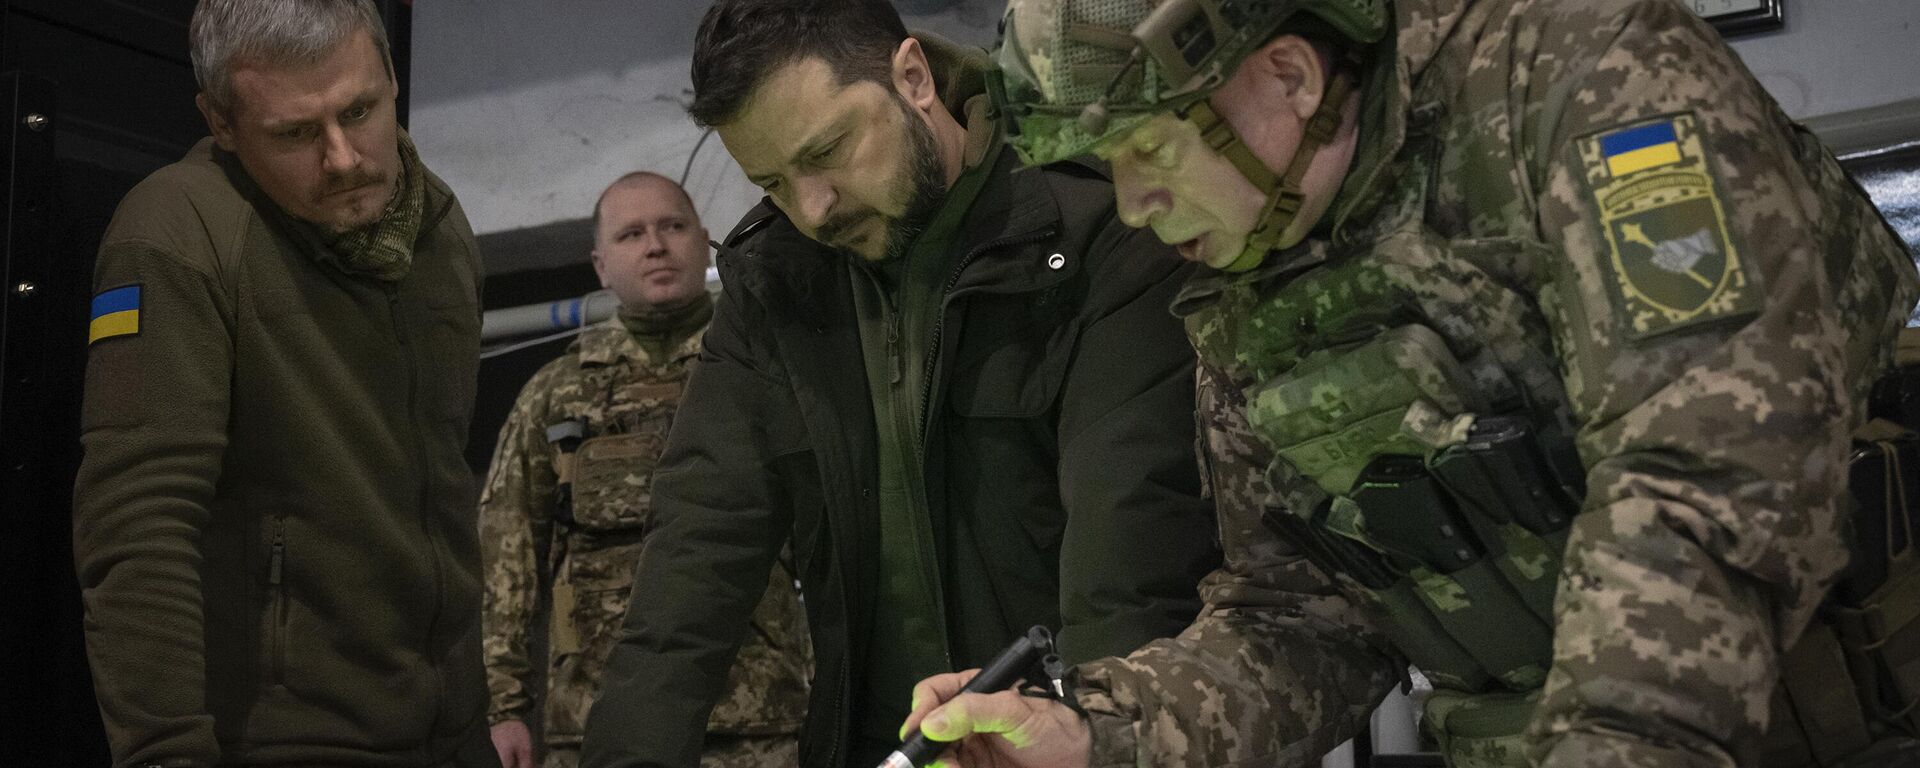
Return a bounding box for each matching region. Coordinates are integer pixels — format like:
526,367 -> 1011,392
2,4 -> 198,762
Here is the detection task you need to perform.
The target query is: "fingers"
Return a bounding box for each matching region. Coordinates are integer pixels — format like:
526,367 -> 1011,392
918,689 -> 1047,744
490,720 -> 533,768
901,668 -> 981,740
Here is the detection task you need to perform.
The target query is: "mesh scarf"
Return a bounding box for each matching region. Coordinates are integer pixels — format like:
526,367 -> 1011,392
326,133 -> 426,282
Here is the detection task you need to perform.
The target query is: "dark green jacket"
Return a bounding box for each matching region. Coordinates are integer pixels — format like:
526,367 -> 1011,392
580,148 -> 1221,768
72,138 -> 493,768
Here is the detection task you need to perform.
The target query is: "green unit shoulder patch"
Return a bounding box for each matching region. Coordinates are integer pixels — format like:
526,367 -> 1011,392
1574,113 -> 1761,340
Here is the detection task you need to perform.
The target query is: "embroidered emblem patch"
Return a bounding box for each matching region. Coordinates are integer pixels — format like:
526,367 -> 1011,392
1575,114 -> 1759,339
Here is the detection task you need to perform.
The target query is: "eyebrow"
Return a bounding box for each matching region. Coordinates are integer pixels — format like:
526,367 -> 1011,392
747,113 -> 853,187
613,213 -> 689,231
259,86 -> 384,133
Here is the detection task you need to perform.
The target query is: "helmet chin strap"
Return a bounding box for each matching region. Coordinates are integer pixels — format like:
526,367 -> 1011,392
1183,69 -> 1355,272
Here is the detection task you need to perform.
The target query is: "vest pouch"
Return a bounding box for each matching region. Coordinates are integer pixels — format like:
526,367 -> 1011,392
548,536 -> 646,743
1422,688 -> 1539,768
1430,414 -> 1583,626
1285,498 -> 1499,693
1764,621 -> 1875,767
1346,463 -> 1555,691
1831,556 -> 1920,737
1249,323 -> 1485,497
567,430 -> 665,532
1833,425 -> 1920,738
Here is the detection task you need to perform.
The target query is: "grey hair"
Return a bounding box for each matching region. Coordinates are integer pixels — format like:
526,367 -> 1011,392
191,0 -> 393,115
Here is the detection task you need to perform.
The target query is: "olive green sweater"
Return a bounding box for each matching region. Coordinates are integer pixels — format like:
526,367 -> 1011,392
73,137 -> 490,768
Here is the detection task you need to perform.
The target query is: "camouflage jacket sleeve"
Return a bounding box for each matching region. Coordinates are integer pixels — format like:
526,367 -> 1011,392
478,362 -> 564,724
1071,363 -> 1401,768
1517,3 -> 1918,765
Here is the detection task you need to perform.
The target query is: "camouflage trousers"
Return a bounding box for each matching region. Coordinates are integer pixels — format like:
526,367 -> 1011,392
543,734 -> 800,768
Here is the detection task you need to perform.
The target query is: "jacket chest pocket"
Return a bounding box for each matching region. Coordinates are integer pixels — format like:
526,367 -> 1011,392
945,296 -> 1078,419
566,429 -> 667,532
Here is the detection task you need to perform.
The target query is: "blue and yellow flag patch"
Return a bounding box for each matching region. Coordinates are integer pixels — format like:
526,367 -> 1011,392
1575,114 -> 1760,340
89,284 -> 141,344
1598,120 -> 1684,176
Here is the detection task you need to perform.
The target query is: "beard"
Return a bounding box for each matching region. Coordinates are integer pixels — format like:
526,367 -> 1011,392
815,94 -> 948,262
317,167 -> 397,234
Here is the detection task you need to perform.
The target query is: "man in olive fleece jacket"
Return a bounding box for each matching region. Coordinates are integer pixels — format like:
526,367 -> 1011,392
71,2 -> 496,767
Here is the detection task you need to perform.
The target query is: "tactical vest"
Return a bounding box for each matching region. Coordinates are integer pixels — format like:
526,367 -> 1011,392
540,355 -> 687,739
1180,131 -> 1920,768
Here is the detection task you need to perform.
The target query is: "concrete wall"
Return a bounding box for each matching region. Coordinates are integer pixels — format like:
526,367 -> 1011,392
409,0 -> 1920,274
1722,0 -> 1920,125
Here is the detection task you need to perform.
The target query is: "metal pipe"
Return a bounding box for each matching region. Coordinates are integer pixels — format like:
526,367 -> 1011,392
479,266 -> 722,342
481,290 -> 618,341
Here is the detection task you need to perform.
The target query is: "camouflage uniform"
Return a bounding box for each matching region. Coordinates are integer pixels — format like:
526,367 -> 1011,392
479,309 -> 812,768
1058,0 -> 1920,766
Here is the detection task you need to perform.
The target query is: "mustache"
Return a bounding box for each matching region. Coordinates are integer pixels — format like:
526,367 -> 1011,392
321,168 -> 386,196
814,209 -> 874,248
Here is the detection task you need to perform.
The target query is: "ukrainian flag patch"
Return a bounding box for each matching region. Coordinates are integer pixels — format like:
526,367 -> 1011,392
1575,113 -> 1759,340
1598,121 -> 1683,176
89,284 -> 142,344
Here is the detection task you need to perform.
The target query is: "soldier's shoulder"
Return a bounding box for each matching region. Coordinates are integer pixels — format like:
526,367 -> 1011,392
514,344 -> 594,408
722,200 -> 786,251
103,139 -> 252,270
1523,0 -> 1706,50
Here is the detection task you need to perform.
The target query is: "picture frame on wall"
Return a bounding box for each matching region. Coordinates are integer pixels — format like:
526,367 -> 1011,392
1689,0 -> 1786,37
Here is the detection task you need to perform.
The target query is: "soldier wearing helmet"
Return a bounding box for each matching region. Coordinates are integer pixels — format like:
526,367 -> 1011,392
901,0 -> 1920,766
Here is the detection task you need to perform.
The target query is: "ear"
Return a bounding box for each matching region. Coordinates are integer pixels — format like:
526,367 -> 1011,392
1242,35 -> 1329,124
590,248 -> 611,288
197,93 -> 238,151
890,37 -> 938,115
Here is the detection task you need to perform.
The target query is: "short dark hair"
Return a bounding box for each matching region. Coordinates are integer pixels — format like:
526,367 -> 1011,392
688,0 -> 908,127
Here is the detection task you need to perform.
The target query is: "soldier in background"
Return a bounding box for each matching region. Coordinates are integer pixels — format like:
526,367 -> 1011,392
480,172 -> 811,768
904,0 -> 1920,766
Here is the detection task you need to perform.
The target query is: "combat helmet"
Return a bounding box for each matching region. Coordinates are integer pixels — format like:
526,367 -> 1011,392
992,0 -> 1390,270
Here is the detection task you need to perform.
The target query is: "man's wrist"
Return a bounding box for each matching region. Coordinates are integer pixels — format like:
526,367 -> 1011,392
488,709 -> 528,726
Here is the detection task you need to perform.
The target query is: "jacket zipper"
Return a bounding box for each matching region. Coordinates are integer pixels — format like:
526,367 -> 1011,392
916,229 -> 1058,437
387,284 -> 450,738
824,642 -> 851,768
268,528 -> 287,685
887,311 -> 904,385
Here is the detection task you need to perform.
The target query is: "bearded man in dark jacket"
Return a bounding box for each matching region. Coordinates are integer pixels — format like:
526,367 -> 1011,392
578,1 -> 1221,766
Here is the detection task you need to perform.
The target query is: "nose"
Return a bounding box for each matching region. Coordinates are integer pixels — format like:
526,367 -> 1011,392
320,122 -> 361,175
1111,156 -> 1171,230
788,176 -> 837,233
640,227 -> 668,257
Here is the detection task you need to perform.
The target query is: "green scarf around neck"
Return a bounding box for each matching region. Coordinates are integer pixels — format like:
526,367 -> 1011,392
327,133 -> 427,282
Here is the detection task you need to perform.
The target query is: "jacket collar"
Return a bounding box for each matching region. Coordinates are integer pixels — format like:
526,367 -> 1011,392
573,316 -> 704,368
720,137 -> 1077,317
1325,0 -> 1474,242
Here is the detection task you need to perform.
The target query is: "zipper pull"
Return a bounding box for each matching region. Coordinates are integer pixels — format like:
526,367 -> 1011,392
887,313 -> 903,385
269,536 -> 285,585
